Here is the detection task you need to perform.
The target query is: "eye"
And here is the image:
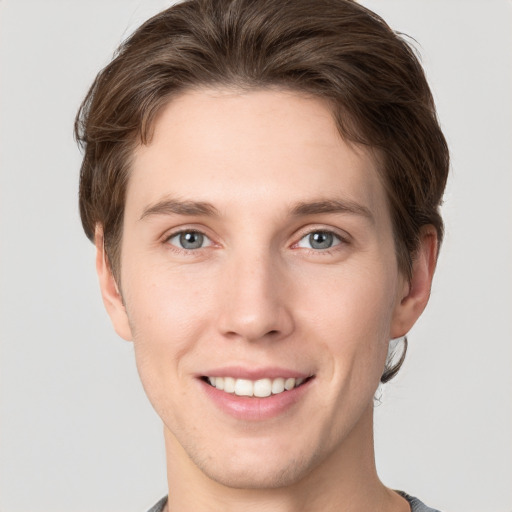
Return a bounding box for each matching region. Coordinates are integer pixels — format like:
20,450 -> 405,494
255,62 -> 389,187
297,230 -> 342,250
167,230 -> 212,250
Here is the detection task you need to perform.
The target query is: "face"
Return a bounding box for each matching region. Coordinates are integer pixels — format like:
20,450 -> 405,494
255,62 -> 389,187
98,88 -> 428,490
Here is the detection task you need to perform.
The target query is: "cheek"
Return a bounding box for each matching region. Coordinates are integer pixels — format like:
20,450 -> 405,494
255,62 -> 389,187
296,262 -> 398,374
304,258 -> 397,323
124,261 -> 212,338
122,267 -> 215,397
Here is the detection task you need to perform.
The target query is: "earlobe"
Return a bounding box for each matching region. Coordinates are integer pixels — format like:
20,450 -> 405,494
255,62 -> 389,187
95,226 -> 133,341
391,226 -> 438,339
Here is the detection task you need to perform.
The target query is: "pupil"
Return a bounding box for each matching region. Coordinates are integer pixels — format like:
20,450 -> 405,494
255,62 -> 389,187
180,232 -> 203,249
310,231 -> 333,249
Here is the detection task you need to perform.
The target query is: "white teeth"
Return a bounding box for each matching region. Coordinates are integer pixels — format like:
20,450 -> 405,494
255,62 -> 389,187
207,376 -> 307,397
271,377 -> 285,394
253,378 -> 272,397
223,377 -> 236,393
284,378 -> 296,391
234,379 -> 253,396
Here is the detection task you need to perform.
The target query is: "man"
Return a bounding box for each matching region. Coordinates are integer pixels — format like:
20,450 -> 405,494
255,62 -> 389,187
75,1 -> 448,510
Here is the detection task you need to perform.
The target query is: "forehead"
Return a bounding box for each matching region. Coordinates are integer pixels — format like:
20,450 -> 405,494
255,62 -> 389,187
127,88 -> 386,218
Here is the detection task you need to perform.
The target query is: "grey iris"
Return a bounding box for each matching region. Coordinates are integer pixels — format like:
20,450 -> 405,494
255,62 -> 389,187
309,231 -> 334,249
180,232 -> 204,249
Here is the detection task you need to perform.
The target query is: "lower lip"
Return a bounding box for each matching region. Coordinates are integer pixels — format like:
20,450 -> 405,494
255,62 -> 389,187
200,378 -> 313,421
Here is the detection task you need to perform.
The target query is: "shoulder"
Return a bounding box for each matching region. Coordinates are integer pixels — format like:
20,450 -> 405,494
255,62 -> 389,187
398,491 -> 442,512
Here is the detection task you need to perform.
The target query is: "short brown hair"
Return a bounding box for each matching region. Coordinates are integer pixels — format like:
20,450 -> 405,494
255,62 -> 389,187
75,0 -> 449,381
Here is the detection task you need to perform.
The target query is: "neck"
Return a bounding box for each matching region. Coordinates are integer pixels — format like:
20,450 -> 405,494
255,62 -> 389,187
163,406 -> 408,512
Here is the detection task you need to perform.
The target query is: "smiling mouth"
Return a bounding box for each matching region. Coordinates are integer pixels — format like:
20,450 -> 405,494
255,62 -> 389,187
202,376 -> 313,397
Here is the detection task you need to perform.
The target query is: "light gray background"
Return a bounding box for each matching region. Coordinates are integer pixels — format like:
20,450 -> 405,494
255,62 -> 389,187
1,1 -> 511,511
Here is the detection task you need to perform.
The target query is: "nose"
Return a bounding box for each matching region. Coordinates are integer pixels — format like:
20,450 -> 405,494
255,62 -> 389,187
216,251 -> 294,343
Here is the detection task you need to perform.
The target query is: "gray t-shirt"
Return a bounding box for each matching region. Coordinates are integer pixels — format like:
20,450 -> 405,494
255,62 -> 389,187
147,493 -> 441,512
146,496 -> 167,512
397,491 -> 442,512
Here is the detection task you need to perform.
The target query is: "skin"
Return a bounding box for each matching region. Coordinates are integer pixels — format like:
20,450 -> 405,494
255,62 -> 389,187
96,89 -> 437,512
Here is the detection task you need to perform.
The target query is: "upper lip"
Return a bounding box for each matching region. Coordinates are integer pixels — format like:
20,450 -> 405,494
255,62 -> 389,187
198,366 -> 312,380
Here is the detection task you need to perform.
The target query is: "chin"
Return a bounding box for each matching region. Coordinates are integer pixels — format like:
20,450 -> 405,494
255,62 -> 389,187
194,450 -> 317,490
179,426 -> 333,491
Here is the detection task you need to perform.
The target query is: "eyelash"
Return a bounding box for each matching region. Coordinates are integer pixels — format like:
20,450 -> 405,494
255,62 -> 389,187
164,229 -> 214,254
292,228 -> 349,255
164,227 -> 349,256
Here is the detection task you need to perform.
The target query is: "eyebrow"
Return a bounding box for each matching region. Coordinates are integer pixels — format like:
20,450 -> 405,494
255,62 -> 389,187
139,197 -> 373,223
139,198 -> 219,220
291,199 -> 374,223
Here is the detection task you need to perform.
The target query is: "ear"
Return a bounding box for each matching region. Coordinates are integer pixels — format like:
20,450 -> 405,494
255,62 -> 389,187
95,226 -> 133,341
391,226 -> 438,338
